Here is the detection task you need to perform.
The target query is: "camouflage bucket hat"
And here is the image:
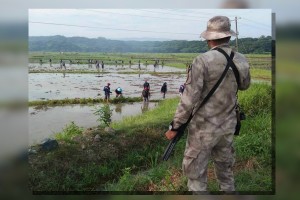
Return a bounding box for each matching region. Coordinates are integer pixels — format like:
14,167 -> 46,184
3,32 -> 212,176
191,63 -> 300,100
200,16 -> 236,40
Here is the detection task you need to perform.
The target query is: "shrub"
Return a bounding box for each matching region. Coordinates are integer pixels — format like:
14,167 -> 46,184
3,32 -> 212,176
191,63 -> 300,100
238,83 -> 272,117
55,121 -> 83,142
93,104 -> 113,127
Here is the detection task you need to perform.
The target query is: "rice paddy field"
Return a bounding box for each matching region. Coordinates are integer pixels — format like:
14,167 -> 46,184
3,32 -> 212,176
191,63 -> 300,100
28,52 -> 273,194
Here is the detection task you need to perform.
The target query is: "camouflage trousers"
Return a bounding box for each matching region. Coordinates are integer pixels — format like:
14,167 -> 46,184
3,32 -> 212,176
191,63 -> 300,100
182,132 -> 235,192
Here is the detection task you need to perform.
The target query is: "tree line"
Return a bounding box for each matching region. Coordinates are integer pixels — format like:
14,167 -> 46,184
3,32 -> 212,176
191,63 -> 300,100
29,35 -> 272,54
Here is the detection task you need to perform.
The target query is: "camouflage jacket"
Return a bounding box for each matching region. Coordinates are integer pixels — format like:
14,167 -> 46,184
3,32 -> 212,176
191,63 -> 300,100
172,43 -> 251,137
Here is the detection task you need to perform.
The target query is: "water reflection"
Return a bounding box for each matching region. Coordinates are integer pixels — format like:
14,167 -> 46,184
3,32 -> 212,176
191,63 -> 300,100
141,101 -> 149,113
115,103 -> 123,113
29,102 -> 157,145
29,72 -> 187,101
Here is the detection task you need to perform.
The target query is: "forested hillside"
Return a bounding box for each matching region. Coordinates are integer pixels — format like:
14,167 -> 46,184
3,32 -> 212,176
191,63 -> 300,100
29,35 -> 272,54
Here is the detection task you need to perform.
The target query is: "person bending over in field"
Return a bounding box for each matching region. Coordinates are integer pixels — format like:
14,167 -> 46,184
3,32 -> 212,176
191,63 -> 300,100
115,87 -> 123,98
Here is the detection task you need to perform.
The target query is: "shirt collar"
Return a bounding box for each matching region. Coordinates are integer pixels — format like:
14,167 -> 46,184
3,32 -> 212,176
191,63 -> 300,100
210,43 -> 230,50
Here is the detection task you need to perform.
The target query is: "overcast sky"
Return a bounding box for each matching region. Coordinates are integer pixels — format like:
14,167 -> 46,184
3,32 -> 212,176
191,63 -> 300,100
29,9 -> 272,41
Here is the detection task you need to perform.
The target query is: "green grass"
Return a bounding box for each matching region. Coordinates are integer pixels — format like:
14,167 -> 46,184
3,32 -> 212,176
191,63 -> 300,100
29,52 -> 197,65
29,52 -> 272,84
29,83 -> 272,193
166,62 -> 188,69
250,68 -> 272,81
234,168 -> 272,191
29,52 -> 271,70
105,83 -> 273,192
111,98 -> 178,134
29,96 -> 157,107
29,98 -> 180,191
55,121 -> 83,143
238,83 -> 272,117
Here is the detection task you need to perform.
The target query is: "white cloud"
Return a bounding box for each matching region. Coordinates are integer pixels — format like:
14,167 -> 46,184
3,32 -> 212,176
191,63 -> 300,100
29,9 -> 272,40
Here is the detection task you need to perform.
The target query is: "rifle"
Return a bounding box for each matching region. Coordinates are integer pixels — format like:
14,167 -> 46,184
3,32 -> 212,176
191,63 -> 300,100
162,48 -> 237,161
162,118 -> 191,161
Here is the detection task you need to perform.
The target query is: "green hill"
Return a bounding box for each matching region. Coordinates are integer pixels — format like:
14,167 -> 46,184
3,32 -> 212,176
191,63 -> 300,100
29,35 -> 272,54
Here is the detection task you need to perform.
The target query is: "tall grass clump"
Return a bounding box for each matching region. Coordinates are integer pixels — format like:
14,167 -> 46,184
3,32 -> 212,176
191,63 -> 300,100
238,83 -> 272,117
55,121 -> 83,143
234,113 -> 271,163
235,83 -> 272,165
106,167 -> 152,191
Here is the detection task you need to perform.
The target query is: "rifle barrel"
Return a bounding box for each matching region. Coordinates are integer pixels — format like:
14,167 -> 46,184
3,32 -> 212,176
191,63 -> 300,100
162,136 -> 179,161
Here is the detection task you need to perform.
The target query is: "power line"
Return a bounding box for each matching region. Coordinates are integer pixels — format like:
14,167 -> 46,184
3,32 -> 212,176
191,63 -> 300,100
170,9 -> 237,18
157,9 -> 270,30
235,17 -> 271,52
139,9 -> 210,19
84,9 -> 205,22
239,21 -> 271,31
241,17 -> 271,28
29,21 -> 200,36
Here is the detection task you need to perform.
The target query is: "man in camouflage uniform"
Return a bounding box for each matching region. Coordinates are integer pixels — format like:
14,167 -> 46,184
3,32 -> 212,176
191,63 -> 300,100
165,16 -> 251,193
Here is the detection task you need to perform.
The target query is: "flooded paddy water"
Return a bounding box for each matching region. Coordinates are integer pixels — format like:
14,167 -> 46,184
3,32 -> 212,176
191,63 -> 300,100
29,63 -> 185,145
29,72 -> 187,101
28,63 -> 269,145
29,102 -> 157,145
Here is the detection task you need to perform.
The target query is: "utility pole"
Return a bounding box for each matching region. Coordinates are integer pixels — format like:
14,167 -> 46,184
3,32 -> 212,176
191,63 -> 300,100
235,16 -> 239,52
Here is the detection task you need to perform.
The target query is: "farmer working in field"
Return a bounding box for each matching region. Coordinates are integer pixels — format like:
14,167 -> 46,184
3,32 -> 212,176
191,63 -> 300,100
164,16 -> 251,193
101,61 -> 104,69
143,80 -> 150,91
115,87 -> 123,98
96,60 -> 100,70
161,82 -> 167,99
103,83 -> 112,102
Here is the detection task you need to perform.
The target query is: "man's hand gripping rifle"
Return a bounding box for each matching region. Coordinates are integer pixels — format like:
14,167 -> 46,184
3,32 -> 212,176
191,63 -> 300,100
162,117 -> 192,161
